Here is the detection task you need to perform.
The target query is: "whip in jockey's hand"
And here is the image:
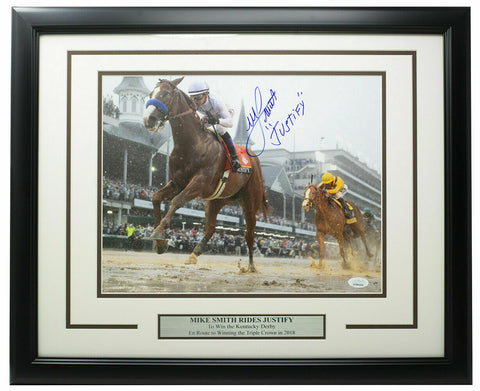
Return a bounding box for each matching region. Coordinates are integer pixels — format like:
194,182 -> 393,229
319,172 -> 354,219
188,80 -> 242,172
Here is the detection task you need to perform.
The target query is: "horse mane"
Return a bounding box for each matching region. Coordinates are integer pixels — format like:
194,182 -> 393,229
177,87 -> 197,111
156,78 -> 197,112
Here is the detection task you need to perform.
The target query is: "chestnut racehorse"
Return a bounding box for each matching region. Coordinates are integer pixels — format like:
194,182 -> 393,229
143,77 -> 270,272
302,184 -> 372,269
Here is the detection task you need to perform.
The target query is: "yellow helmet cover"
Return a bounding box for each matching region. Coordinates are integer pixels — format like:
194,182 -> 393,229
322,172 -> 335,184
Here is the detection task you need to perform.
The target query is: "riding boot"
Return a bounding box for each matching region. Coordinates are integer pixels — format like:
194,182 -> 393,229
339,197 -> 354,219
221,132 -> 242,172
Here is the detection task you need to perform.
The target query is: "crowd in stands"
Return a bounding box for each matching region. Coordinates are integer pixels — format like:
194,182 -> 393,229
103,95 -> 120,119
103,178 -> 157,202
294,184 -> 307,190
103,178 -> 315,230
186,199 -> 241,217
256,213 -> 315,231
286,158 -> 315,172
103,223 -> 326,258
289,172 -> 318,181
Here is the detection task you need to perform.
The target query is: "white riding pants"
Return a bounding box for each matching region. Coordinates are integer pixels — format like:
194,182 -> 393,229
212,124 -> 228,136
334,185 -> 348,199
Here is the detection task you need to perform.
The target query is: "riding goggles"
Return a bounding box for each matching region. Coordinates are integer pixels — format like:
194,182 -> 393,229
192,93 -> 206,101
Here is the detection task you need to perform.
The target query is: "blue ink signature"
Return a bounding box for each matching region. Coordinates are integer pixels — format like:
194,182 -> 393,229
245,88 -> 305,156
245,87 -> 278,157
267,92 -> 305,146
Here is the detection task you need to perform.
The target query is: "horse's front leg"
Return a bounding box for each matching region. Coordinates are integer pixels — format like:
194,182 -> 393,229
186,198 -> 231,265
150,181 -> 180,239
311,231 -> 325,269
156,177 -> 204,235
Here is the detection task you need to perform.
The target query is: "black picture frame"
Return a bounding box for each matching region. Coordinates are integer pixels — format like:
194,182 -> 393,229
10,7 -> 471,385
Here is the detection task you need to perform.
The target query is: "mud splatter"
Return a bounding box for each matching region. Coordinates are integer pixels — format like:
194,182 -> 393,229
101,250 -> 382,294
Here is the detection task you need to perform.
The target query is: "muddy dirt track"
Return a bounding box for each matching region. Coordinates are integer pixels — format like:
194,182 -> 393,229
102,249 -> 381,294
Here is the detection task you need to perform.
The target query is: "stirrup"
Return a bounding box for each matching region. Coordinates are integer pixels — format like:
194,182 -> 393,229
340,201 -> 354,220
228,146 -> 241,171
343,206 -> 354,219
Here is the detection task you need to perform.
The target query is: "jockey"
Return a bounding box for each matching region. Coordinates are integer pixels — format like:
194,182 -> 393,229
363,207 -> 375,225
188,81 -> 242,171
319,172 -> 354,219
363,207 -> 378,233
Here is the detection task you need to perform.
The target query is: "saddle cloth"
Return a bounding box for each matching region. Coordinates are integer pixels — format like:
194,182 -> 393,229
201,128 -> 252,200
331,198 -> 357,225
223,144 -> 252,174
206,127 -> 252,174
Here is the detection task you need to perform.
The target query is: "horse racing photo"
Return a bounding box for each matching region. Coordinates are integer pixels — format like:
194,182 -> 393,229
101,73 -> 383,295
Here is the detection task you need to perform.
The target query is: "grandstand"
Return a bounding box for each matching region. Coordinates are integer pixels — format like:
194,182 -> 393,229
259,148 -> 382,223
102,76 -> 381,248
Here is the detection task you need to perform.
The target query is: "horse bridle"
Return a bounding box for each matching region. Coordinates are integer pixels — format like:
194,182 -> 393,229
303,185 -> 318,209
145,80 -> 198,130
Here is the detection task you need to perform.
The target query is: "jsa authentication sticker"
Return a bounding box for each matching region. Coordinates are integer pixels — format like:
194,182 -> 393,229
348,277 -> 369,288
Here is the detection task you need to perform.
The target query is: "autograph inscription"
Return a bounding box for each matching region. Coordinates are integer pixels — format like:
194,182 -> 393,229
245,87 -> 305,157
267,92 -> 305,147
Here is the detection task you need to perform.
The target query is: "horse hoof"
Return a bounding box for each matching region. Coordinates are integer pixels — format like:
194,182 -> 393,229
237,260 -> 256,273
150,231 -> 165,240
309,257 -> 324,269
185,254 -> 198,265
240,266 -> 256,273
154,240 -> 169,254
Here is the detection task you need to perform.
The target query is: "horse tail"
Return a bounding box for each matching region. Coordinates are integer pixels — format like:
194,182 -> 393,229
262,192 -> 273,219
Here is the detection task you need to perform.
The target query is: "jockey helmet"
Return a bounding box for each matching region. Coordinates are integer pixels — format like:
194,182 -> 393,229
364,207 -> 371,213
322,172 -> 335,184
188,81 -> 209,96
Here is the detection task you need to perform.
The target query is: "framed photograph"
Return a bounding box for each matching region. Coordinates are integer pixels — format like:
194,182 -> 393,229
11,7 -> 471,384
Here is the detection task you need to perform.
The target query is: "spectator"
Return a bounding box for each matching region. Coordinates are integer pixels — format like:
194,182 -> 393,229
235,236 -> 242,256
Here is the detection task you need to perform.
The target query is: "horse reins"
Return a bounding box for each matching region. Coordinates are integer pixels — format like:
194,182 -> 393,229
306,186 -> 324,208
158,82 -> 200,121
169,107 -> 199,121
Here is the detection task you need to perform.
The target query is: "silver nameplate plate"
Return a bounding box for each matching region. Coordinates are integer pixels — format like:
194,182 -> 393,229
158,315 -> 326,339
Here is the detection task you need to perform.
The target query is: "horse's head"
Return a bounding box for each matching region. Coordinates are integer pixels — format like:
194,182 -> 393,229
302,184 -> 319,212
143,76 -> 194,132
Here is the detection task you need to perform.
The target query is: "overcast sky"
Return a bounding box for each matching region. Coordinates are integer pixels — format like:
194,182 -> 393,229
103,74 -> 382,172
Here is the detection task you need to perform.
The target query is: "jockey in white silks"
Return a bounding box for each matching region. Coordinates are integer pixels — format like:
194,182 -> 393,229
188,81 -> 242,171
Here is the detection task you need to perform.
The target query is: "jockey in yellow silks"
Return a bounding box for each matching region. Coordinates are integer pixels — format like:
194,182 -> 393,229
319,172 -> 354,219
